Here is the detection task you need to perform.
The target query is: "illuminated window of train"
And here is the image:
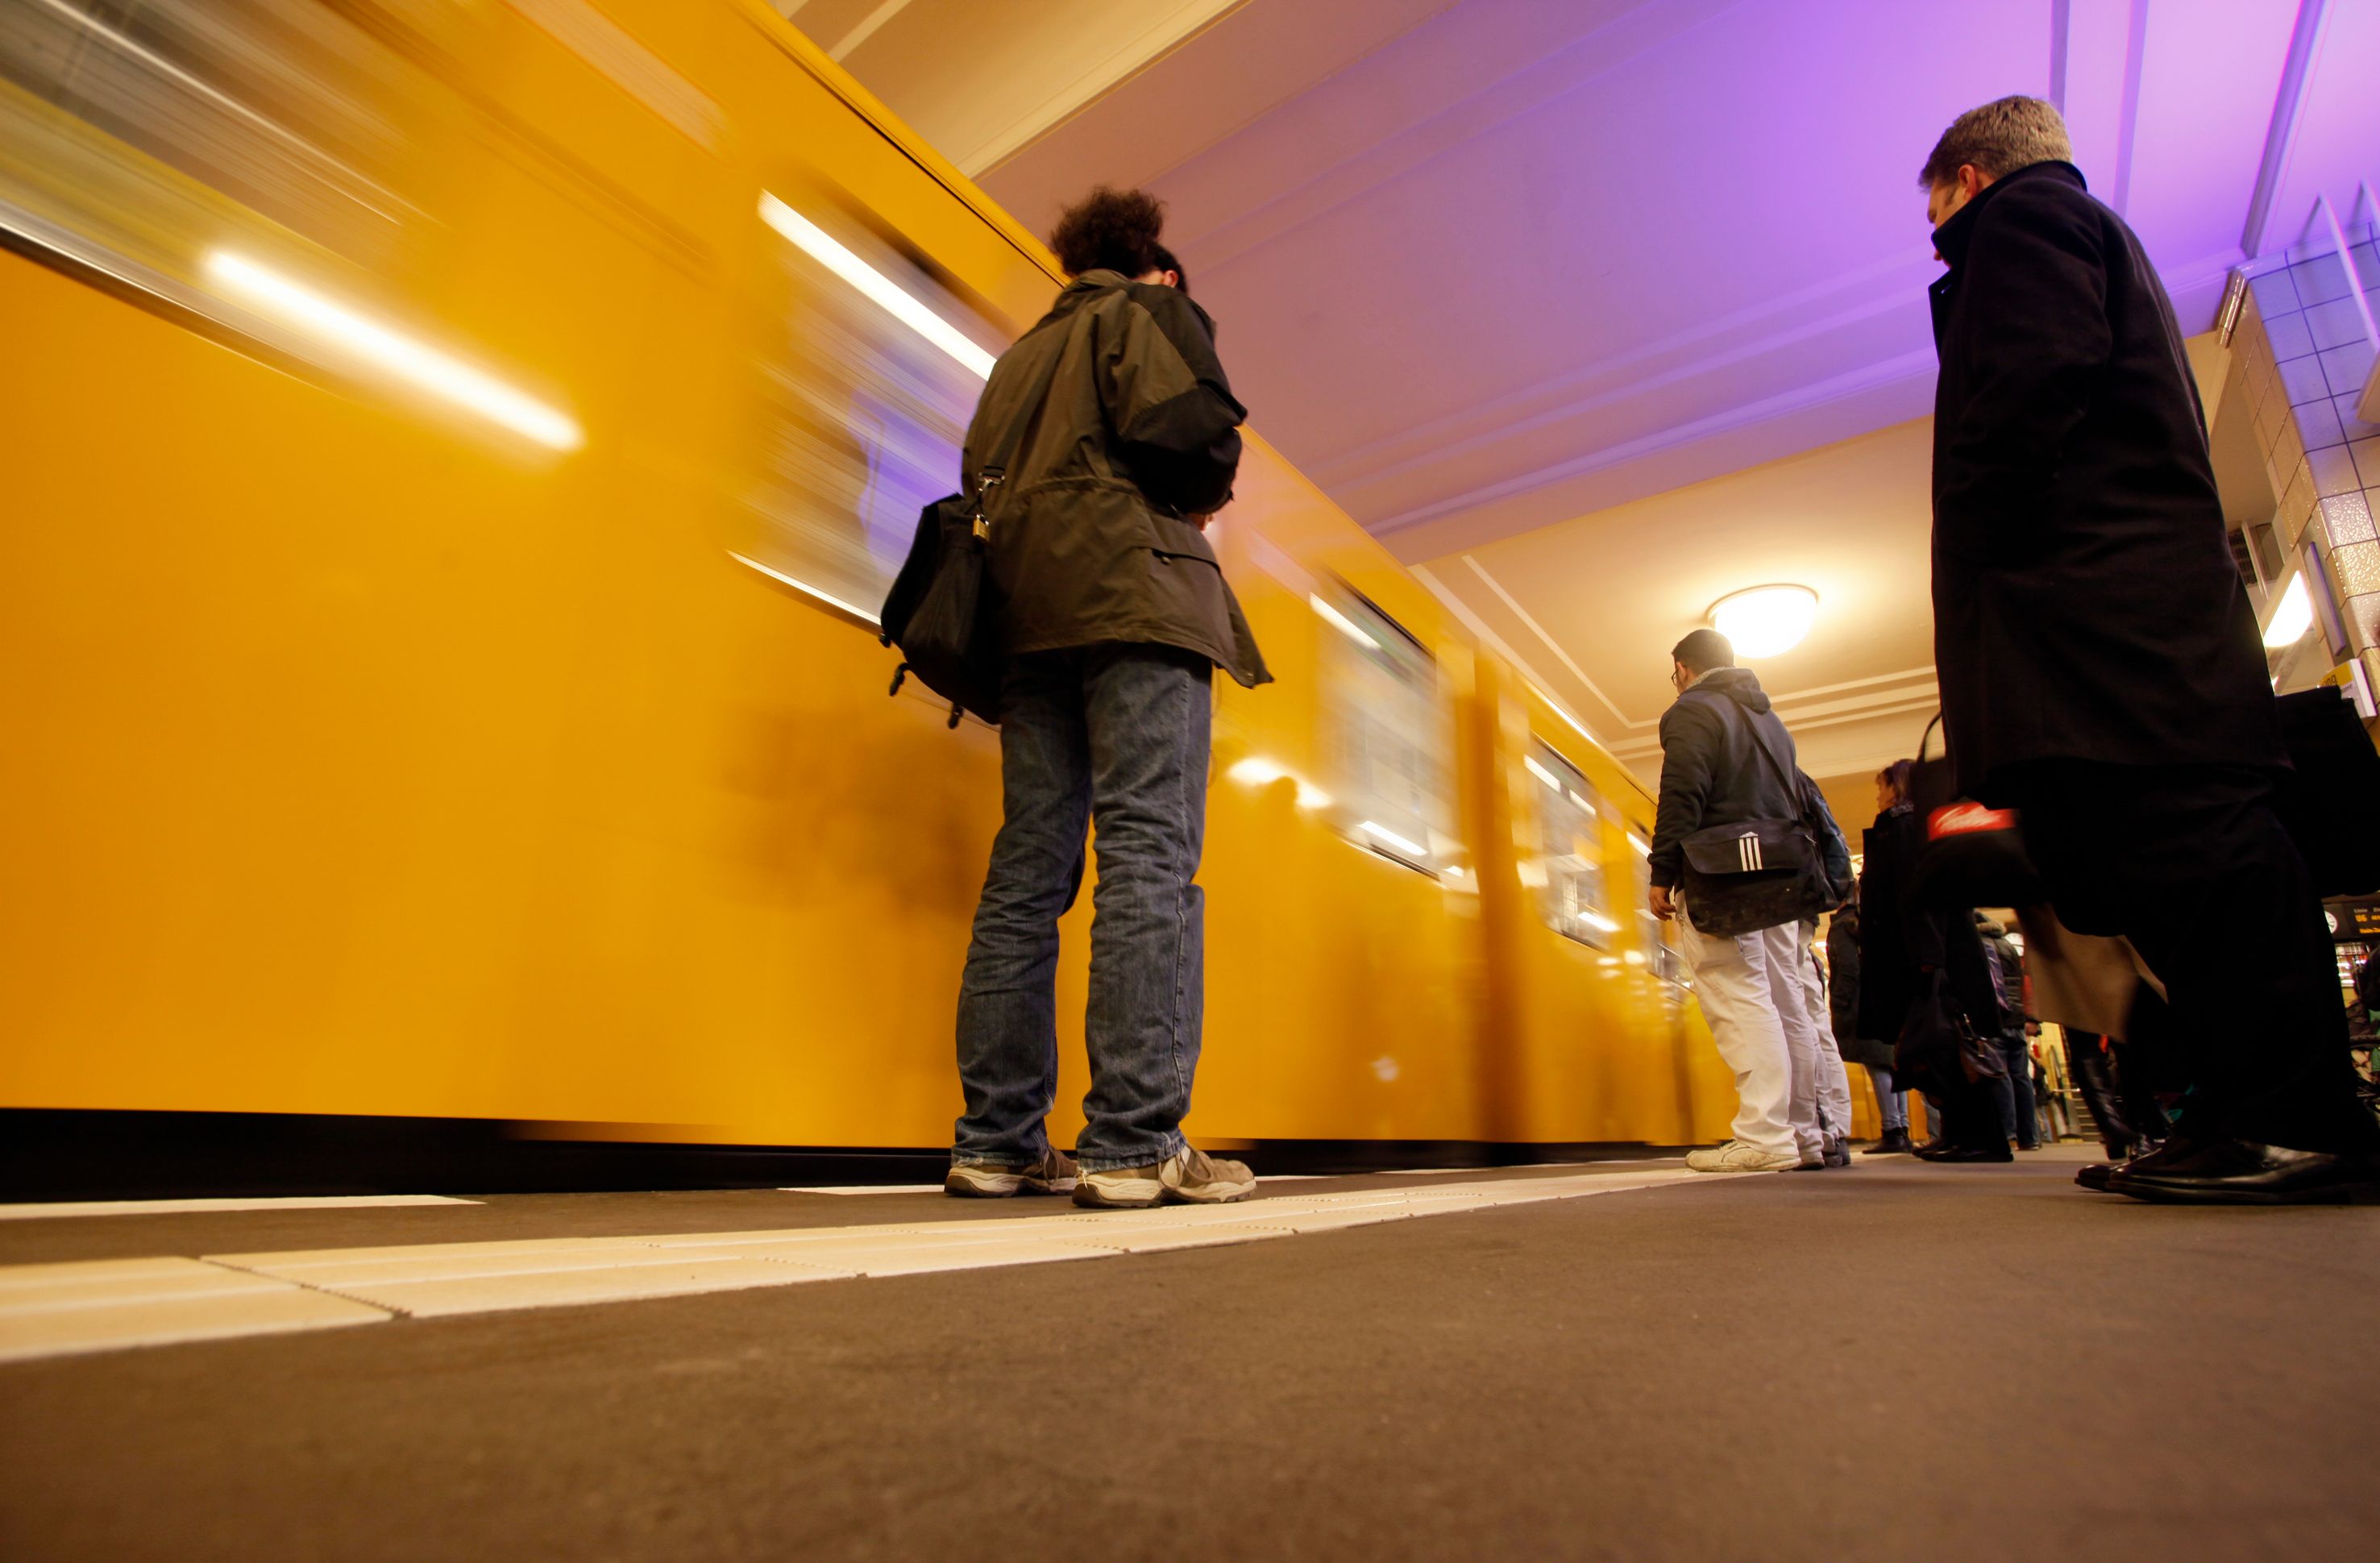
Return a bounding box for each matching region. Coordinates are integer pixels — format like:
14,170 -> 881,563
1624,822 -> 1687,989
1522,740 -> 1616,947
0,2 -> 596,449
0,0 -> 434,285
1314,584 -> 1455,875
742,194 -> 1003,625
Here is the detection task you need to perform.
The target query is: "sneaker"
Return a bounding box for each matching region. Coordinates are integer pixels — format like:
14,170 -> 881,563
1074,1145 -> 1256,1208
944,1147 -> 1078,1198
1823,1135 -> 1852,1168
1685,1141 -> 1802,1173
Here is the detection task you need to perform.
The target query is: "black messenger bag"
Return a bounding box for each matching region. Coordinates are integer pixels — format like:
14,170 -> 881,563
878,336 -> 1063,728
1677,699 -> 1834,938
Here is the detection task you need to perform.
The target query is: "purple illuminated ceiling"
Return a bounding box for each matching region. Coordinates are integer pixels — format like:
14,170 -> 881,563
982,0 -> 2379,560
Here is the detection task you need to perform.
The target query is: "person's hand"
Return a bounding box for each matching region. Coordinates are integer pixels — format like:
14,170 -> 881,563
1649,883 -> 1676,921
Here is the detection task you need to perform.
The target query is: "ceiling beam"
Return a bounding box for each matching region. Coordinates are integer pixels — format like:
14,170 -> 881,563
2241,0 -> 2332,258
2053,0 -> 2147,214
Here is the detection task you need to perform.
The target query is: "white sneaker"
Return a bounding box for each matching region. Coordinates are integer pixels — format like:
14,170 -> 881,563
1074,1145 -> 1256,1208
1685,1141 -> 1802,1174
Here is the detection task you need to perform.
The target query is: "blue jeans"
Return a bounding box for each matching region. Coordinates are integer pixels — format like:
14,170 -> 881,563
1988,1031 -> 2038,1148
953,645 -> 1212,1172
1869,1063 -> 1909,1132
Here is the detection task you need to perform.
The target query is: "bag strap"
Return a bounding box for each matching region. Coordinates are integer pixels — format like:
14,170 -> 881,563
969,324 -> 1070,518
1686,686 -> 1805,821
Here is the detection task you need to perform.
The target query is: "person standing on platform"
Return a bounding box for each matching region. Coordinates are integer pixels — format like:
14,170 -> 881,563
1829,896 -> 1914,1153
1918,96 -> 2380,1201
1859,762 -> 2007,1161
1783,771 -> 1859,1168
945,186 -> 1269,1209
1975,914 -> 2039,1150
1648,628 -> 1815,1174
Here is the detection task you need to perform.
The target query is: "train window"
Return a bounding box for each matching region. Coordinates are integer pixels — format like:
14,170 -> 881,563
1314,584 -> 1455,875
739,193 -> 999,624
1521,739 -> 1616,946
1624,822 -> 1687,988
0,4 -> 601,450
0,1 -> 435,283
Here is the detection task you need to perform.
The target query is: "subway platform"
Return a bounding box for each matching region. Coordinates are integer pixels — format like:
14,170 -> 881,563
2,1148 -> 2375,1562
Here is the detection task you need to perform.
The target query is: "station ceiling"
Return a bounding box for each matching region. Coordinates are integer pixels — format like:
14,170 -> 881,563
807,0 -> 2379,788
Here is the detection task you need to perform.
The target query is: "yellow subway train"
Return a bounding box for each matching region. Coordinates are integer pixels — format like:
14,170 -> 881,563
1,0 -> 1827,1170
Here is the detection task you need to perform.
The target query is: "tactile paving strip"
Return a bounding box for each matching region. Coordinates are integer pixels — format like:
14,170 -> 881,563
1,1169 -> 1704,1361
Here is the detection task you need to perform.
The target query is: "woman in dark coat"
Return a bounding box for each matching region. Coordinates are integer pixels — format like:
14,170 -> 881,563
1829,896 -> 1910,1153
1858,762 -> 2008,1161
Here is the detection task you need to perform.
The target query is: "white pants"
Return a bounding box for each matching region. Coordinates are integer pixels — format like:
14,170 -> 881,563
1783,920 -> 1854,1155
1677,904 -> 1797,1157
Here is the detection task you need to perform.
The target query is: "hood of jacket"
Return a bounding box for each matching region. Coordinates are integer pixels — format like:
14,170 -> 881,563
1046,269 -> 1223,343
1687,664 -> 1772,715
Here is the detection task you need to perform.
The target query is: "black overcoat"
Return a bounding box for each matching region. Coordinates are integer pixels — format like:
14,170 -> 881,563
1927,161 -> 2282,800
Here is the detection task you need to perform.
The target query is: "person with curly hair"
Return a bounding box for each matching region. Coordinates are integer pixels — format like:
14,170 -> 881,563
944,186 -> 1269,1210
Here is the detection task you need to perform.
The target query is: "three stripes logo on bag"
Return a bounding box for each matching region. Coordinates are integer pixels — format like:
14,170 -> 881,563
1735,832 -> 1764,871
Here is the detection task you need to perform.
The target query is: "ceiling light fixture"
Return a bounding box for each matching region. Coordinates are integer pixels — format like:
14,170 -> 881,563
1708,584 -> 1818,658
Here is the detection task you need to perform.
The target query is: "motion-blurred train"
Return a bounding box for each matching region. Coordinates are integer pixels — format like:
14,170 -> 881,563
2,0 -> 1830,1174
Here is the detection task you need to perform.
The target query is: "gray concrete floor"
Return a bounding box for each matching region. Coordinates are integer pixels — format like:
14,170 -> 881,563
3,1148 -> 2376,1561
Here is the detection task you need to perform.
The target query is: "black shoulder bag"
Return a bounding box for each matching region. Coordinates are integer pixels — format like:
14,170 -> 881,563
1904,712 -> 2044,911
878,342 -> 1063,728
1676,697 -> 1834,938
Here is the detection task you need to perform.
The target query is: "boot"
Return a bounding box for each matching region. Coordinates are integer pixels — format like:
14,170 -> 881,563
1869,1128 -> 1916,1155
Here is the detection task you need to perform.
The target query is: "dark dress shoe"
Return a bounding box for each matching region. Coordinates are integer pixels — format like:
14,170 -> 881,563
1934,1145 -> 2015,1163
1913,1139 -> 1958,1160
2078,1135 -> 2209,1193
2109,1138 -> 2380,1205
1868,1129 -> 1915,1155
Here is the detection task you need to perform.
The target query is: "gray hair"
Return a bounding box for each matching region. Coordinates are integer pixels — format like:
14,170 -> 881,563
1917,95 -> 2074,189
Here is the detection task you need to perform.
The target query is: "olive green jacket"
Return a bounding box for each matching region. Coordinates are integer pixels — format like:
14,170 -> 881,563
963,271 -> 1271,687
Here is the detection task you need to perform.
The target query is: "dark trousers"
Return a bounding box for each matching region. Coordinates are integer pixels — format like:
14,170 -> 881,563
2065,1029 -> 2133,1156
1987,1030 -> 2038,1148
2005,762 -> 2378,1155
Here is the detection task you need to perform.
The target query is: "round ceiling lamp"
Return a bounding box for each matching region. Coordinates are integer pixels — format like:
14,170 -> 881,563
1709,584 -> 1818,658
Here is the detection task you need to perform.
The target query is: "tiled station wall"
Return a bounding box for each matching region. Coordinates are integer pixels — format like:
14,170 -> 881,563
2237,234 -> 2380,653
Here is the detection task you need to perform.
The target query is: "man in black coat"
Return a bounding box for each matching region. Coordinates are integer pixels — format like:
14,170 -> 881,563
1920,96 -> 2379,1201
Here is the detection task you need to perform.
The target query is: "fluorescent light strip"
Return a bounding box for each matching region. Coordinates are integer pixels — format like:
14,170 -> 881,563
1310,594 -> 1381,651
1626,833 -> 1651,857
729,551 -> 881,625
1522,755 -> 1562,791
204,251 -> 581,450
1358,820 -> 1427,858
1581,911 -> 1622,934
2263,574 -> 2313,648
758,193 -> 995,380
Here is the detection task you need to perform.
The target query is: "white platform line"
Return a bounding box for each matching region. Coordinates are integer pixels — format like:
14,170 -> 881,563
0,1195 -> 480,1222
0,1171 -> 1713,1362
